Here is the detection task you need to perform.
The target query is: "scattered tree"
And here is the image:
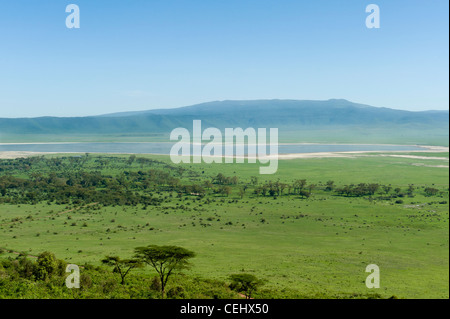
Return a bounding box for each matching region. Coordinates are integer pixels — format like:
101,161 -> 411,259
134,245 -> 195,298
101,256 -> 143,285
229,273 -> 264,299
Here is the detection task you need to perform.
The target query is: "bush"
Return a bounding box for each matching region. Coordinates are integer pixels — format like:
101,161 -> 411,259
80,273 -> 93,290
167,286 -> 185,299
17,257 -> 35,280
34,252 -> 58,281
101,278 -> 118,294
150,276 -> 161,292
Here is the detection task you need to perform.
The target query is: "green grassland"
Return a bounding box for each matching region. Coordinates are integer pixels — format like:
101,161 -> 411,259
0,152 -> 448,298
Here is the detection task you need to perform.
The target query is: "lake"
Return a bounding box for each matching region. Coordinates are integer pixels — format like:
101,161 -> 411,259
0,143 -> 427,155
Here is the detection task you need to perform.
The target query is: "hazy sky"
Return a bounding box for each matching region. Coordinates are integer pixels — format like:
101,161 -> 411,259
0,0 -> 448,117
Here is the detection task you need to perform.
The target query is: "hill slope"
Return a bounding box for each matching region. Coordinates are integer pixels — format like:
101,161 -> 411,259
0,99 -> 448,135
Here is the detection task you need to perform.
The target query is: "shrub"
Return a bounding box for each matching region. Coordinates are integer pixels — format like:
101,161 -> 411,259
80,273 -> 93,290
150,276 -> 161,292
101,278 -> 118,294
167,286 -> 185,299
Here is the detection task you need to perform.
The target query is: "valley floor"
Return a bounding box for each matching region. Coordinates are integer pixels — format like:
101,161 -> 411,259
0,151 -> 448,298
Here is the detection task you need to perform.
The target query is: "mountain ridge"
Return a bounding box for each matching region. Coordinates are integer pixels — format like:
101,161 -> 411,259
96,99 -> 448,118
0,99 -> 448,135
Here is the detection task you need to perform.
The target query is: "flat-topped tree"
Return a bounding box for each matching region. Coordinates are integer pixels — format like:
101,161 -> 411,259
134,245 -> 195,298
101,256 -> 143,285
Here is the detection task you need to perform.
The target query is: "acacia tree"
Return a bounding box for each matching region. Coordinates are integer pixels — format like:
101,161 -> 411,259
367,183 -> 380,196
229,273 -> 264,299
293,179 -> 307,194
220,186 -> 232,197
134,245 -> 195,298
101,256 -> 143,285
383,185 -> 392,195
308,183 -> 316,196
325,180 -> 335,191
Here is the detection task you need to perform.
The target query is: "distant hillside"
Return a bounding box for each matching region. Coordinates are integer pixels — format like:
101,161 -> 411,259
0,99 -> 448,135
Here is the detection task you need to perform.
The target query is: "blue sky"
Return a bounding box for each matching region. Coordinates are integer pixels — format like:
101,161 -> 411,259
0,0 -> 448,117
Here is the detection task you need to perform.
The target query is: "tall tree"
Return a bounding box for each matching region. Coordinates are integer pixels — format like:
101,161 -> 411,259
134,245 -> 195,298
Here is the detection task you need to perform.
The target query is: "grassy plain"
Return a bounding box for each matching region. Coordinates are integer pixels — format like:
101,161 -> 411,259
0,151 -> 448,298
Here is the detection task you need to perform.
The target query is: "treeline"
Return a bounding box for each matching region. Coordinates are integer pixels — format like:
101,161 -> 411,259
0,171 -> 445,206
0,155 -> 209,206
0,173 -> 159,206
253,179 -> 313,198
0,154 -> 188,177
0,156 -> 446,206
0,168 -> 200,206
250,179 -> 445,199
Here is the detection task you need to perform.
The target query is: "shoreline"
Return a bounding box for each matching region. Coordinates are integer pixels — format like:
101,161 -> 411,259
0,145 -> 448,160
